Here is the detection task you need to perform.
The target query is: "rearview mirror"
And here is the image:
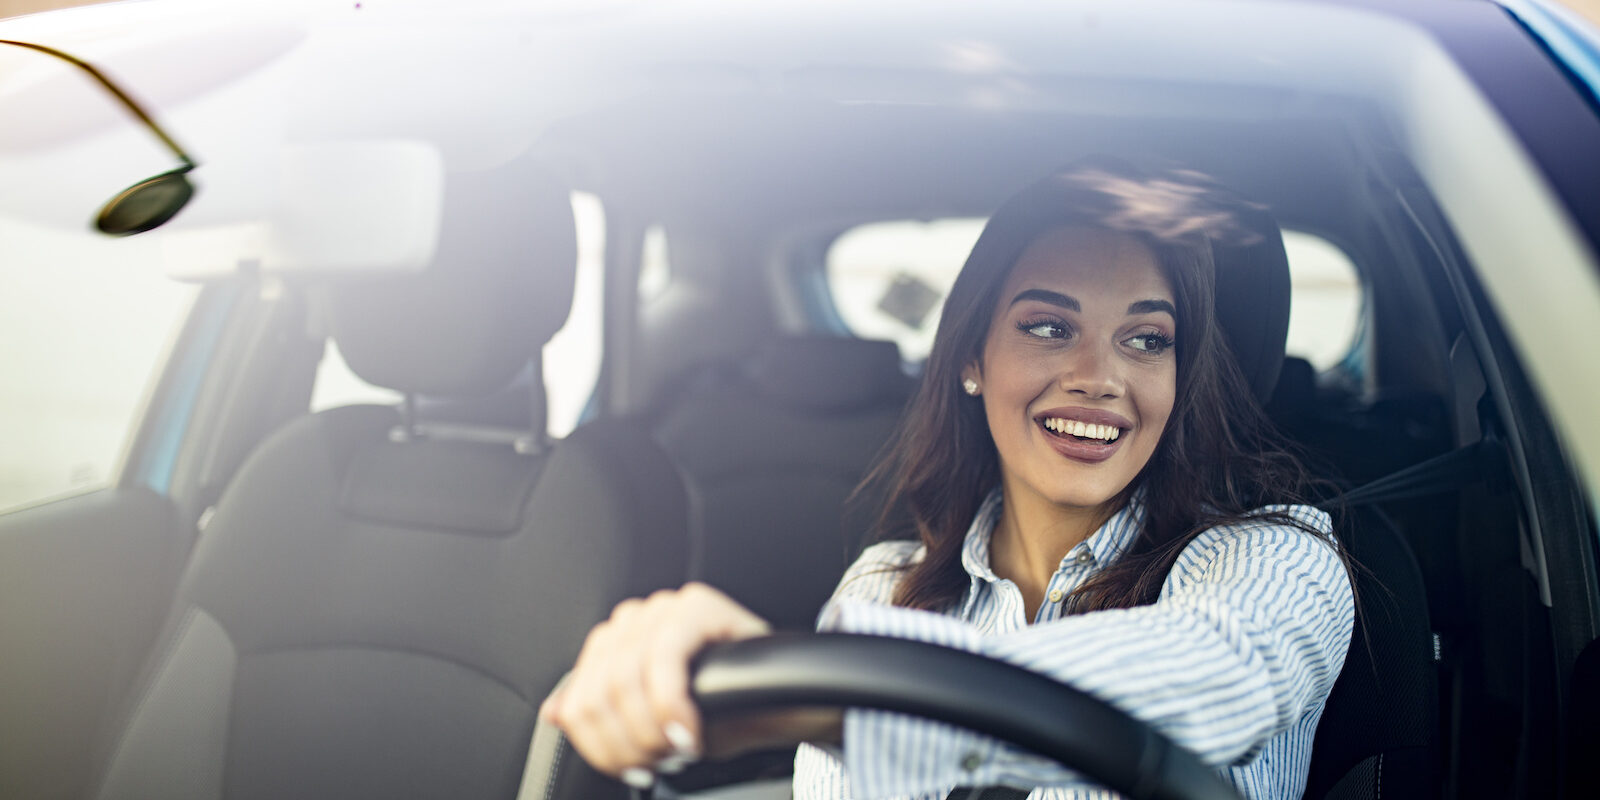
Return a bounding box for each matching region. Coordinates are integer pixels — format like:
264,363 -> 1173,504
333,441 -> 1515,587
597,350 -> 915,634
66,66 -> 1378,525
96,166 -> 196,235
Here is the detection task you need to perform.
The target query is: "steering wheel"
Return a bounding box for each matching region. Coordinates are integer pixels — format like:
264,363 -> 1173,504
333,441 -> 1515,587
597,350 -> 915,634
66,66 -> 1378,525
687,633 -> 1243,800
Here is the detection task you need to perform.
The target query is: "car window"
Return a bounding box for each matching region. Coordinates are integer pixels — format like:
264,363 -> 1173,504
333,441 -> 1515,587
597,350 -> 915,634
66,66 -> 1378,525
824,218 -> 986,363
546,191 -> 605,436
822,220 -> 1363,371
308,191 -> 605,438
1280,232 -> 1362,371
0,217 -> 198,514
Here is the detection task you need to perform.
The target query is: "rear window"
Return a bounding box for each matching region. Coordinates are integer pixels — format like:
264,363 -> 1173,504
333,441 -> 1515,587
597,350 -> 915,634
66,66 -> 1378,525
823,220 -> 1362,371
825,218 -> 985,363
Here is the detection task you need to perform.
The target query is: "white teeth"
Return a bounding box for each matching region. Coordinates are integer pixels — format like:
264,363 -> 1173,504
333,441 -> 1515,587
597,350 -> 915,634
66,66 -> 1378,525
1043,418 -> 1121,442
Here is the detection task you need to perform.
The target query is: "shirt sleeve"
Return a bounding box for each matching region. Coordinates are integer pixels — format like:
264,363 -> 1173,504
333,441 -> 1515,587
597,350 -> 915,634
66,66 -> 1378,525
819,508 -> 1353,799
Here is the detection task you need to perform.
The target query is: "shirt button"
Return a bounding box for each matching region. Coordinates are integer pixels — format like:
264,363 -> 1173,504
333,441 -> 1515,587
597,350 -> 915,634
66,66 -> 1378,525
1047,589 -> 1065,603
1075,551 -> 1094,565
960,751 -> 983,771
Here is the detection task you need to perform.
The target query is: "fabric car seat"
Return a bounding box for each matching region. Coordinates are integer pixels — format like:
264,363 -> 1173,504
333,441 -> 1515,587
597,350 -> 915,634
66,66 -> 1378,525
1304,505 -> 1437,799
650,336 -> 915,631
89,162 -> 689,800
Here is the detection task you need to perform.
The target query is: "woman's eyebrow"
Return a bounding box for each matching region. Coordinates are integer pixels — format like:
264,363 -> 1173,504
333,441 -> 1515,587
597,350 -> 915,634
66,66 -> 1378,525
1128,299 -> 1176,317
1009,290 -> 1174,318
1009,288 -> 1079,311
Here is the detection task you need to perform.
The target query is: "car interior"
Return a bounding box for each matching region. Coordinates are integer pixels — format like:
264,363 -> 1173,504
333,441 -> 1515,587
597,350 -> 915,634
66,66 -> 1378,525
3,3 -> 1597,800
66,102 -> 1552,800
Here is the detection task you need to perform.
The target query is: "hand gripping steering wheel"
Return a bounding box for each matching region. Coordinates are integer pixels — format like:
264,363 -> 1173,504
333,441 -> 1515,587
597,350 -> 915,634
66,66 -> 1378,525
688,633 -> 1243,800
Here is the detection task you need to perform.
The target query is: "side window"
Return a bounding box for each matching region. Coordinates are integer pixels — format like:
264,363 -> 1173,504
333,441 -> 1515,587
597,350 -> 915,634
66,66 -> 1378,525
822,220 -> 1363,372
1280,231 -> 1363,371
545,191 -> 605,436
0,218 -> 199,514
308,191 -> 605,438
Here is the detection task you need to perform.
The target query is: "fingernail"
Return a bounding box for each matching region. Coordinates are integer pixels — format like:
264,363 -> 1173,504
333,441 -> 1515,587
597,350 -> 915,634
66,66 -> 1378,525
663,720 -> 700,758
620,767 -> 654,789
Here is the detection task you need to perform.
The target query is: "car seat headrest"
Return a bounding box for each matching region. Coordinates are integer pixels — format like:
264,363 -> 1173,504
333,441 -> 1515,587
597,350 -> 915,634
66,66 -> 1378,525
1212,205 -> 1292,405
744,337 -> 910,412
331,159 -> 577,398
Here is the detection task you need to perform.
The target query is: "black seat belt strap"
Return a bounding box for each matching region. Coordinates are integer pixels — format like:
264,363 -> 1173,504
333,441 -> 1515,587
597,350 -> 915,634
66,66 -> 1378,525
1320,437 -> 1509,510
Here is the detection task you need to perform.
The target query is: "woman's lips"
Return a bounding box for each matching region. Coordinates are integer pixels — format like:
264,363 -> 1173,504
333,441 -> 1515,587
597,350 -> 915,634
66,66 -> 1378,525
1034,407 -> 1133,464
1038,419 -> 1125,463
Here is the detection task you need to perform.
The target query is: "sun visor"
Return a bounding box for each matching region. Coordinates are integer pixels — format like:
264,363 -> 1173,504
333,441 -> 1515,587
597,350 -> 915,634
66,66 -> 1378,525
159,140 -> 444,280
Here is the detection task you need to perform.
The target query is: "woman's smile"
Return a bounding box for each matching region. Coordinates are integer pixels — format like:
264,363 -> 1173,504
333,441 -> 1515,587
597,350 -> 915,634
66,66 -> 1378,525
1035,406 -> 1133,463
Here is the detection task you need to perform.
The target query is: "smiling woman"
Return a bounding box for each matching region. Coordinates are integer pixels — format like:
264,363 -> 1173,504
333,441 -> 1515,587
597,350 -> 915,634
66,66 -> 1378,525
542,161 -> 1355,799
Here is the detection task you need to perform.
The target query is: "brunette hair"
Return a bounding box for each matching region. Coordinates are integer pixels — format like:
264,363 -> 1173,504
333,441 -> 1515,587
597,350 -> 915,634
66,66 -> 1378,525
867,159 -> 1335,613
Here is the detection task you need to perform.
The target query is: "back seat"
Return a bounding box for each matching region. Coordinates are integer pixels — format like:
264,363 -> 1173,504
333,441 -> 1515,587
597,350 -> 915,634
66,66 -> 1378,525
651,336 -> 914,631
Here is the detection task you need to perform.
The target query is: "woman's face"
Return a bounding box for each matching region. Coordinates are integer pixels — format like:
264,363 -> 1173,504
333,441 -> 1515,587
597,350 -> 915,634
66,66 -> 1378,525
963,225 -> 1178,520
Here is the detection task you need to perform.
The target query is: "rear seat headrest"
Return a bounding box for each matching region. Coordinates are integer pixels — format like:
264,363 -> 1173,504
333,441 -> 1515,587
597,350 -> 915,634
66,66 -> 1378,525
1212,205 -> 1292,405
743,337 -> 909,412
332,159 -> 576,398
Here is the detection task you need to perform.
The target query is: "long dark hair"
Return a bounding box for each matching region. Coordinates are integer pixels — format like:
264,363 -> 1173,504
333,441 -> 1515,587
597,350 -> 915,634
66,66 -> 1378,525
868,159 -> 1336,613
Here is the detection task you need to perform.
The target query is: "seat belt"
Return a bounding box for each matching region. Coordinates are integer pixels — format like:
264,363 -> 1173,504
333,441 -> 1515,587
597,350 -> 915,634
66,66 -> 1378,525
1318,436 -> 1509,510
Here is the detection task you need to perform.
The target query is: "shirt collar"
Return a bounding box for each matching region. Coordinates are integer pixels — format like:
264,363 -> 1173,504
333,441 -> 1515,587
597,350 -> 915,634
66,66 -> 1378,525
959,490 -> 1006,583
958,485 -> 1148,583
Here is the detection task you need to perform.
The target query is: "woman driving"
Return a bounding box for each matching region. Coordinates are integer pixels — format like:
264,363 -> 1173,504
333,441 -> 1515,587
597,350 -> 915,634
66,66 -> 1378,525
540,160 -> 1355,799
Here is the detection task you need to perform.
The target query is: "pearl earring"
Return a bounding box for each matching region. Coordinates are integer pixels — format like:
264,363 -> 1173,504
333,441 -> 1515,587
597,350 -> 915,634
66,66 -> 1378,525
962,378 -> 980,396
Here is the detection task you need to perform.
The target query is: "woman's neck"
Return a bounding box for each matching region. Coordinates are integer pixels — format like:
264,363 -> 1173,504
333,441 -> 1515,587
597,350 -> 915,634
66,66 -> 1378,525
989,486 -> 1117,620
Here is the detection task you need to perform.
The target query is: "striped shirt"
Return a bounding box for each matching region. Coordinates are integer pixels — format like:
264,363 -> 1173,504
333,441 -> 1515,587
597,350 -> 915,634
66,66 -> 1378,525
793,489 -> 1352,800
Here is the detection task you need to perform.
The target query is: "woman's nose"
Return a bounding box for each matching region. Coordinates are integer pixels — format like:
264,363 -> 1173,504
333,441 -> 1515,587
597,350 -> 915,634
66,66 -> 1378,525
1059,341 -> 1124,398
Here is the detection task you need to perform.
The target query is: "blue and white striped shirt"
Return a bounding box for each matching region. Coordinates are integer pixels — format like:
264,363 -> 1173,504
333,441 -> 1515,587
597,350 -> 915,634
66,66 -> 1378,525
794,490 -> 1352,800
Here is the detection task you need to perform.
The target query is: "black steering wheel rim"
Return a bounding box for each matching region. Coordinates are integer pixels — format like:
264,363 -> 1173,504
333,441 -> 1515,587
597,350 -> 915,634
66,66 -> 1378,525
689,633 -> 1242,800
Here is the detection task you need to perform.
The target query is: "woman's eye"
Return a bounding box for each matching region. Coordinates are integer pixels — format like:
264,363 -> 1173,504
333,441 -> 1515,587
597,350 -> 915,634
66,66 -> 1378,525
1019,320 -> 1068,339
1126,333 -> 1175,354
